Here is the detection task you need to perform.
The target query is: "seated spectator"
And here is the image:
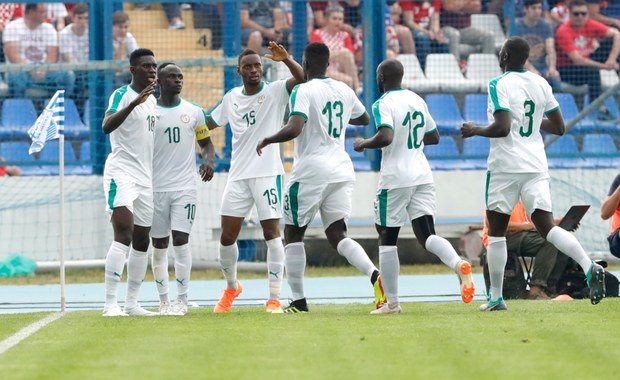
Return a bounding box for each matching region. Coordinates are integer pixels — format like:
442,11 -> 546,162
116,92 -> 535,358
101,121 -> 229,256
586,0 -> 620,30
309,5 -> 360,92
241,1 -> 290,53
59,3 -> 88,63
440,0 -> 495,60
310,1 -> 359,36
162,3 -> 186,30
0,156 -> 21,176
112,11 -> 138,86
550,1 -> 569,27
515,0 -> 561,92
399,0 -> 449,70
482,200 -> 571,300
555,0 -> 620,119
601,173 -> 620,259
46,2 -> 68,31
3,3 -> 75,98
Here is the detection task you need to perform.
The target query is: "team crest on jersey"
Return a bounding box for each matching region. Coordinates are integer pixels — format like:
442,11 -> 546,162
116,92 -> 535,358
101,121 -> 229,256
258,95 -> 265,104
180,114 -> 190,123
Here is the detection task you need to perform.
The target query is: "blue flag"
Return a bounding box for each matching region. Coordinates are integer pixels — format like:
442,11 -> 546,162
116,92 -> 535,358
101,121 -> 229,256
28,90 -> 65,154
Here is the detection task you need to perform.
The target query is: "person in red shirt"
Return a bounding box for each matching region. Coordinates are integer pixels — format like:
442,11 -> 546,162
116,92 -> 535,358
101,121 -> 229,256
0,156 -> 21,176
555,0 -> 620,118
399,0 -> 449,69
482,200 -> 571,299
601,173 -> 620,259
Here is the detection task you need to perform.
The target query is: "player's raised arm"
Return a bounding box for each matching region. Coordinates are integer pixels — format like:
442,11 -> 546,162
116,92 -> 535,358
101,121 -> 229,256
102,82 -> 156,134
461,110 -> 511,138
264,41 -> 305,92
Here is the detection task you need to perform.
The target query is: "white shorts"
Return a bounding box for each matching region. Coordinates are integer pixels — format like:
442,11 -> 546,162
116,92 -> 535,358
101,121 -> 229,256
220,175 -> 283,220
486,171 -> 552,215
151,189 -> 198,238
374,184 -> 436,227
103,176 -> 153,227
283,181 -> 354,228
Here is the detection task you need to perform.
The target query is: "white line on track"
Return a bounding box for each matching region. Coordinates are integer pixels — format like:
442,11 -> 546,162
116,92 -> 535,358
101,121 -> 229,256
0,312 -> 63,355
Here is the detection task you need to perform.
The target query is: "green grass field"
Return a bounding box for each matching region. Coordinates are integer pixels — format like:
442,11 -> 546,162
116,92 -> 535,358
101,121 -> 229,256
1,300 -> 619,380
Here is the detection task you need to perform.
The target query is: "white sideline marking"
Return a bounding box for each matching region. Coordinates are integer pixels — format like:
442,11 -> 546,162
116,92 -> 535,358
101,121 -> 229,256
0,312 -> 63,355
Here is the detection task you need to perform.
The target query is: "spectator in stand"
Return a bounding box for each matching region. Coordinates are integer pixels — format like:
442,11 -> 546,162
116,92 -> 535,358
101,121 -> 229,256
59,3 -> 88,64
310,1 -> 360,36
550,1 -> 570,28
3,3 -> 75,98
0,156 -> 21,176
46,2 -> 68,31
240,1 -> 290,53
586,0 -> 620,30
0,3 -> 21,63
556,0 -> 620,119
399,0 -> 449,70
309,4 -> 360,92
162,3 -> 186,30
515,0 -> 561,92
112,10 -> 139,86
440,0 -> 495,62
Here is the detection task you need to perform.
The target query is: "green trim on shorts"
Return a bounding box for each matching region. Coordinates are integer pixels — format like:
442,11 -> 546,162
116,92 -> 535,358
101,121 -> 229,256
290,182 -> 300,226
378,189 -> 388,227
276,175 -> 282,206
485,171 -> 491,208
108,179 -> 117,210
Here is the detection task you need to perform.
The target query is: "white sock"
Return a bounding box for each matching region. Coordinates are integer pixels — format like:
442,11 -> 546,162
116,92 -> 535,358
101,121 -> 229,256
379,245 -> 399,307
125,247 -> 149,309
546,226 -> 593,273
337,238 -> 377,278
219,243 -> 239,289
487,236 -> 507,301
425,235 -> 462,272
285,242 -> 306,301
266,238 -> 285,300
173,244 -> 192,304
152,247 -> 169,304
104,241 -> 129,307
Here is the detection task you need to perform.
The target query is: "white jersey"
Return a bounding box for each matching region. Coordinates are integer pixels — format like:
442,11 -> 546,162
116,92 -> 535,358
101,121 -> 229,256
486,70 -> 559,173
104,85 -> 157,187
372,89 -> 436,189
208,80 -> 288,181
288,77 -> 366,184
153,98 -> 210,192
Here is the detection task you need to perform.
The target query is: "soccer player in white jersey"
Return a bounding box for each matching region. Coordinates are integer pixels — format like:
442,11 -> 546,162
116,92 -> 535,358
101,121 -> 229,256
101,48 -> 158,317
461,37 -> 606,311
206,42 -> 305,313
257,42 -> 386,313
151,63 -> 216,316
353,59 -> 475,314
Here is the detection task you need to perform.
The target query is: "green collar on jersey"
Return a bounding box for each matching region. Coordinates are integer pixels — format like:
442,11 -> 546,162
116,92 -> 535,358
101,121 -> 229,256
242,81 -> 265,96
157,97 -> 182,108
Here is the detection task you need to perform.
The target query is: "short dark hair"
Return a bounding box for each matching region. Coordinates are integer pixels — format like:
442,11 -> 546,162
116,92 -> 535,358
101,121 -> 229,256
380,59 -> 404,83
238,48 -> 259,66
25,4 -> 40,13
157,62 -> 177,76
504,37 -> 530,66
568,0 -> 587,10
129,48 -> 155,66
304,42 -> 330,70
112,11 -> 129,26
524,0 -> 542,8
73,3 -> 89,16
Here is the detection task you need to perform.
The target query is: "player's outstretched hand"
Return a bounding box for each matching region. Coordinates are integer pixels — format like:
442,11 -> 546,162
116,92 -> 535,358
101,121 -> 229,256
353,138 -> 365,152
132,82 -> 156,107
199,159 -> 215,182
256,138 -> 269,156
461,122 -> 476,138
264,41 -> 289,62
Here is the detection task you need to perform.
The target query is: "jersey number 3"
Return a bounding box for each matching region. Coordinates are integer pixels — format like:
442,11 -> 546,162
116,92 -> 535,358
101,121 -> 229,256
519,100 -> 535,137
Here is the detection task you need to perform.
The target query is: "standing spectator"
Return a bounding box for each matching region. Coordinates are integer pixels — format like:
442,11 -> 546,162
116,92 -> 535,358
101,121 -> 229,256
440,0 -> 495,60
3,3 -> 75,98
309,5 -> 360,92
515,0 -> 561,92
556,0 -> 620,118
399,0 -> 449,70
240,1 -> 290,53
162,3 -> 186,30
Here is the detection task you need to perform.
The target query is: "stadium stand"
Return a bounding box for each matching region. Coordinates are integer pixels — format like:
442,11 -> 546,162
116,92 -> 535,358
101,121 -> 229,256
425,94 -> 464,135
424,54 -> 479,93
554,93 -> 596,134
470,13 -> 506,52
1,99 -> 38,140
397,54 -> 440,94
463,93 -> 488,126
466,53 -> 502,92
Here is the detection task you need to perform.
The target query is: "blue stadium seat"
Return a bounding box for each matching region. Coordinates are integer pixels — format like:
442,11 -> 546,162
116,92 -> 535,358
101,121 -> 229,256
0,141 -> 47,175
63,98 -> 89,140
425,94 -> 464,135
554,93 -> 595,134
83,99 -> 90,127
345,137 -> 371,171
582,133 -> 617,155
583,95 -> 620,133
545,135 -> 583,169
462,136 -> 489,169
79,141 -> 91,161
463,94 -> 488,126
424,136 -> 464,170
38,140 -> 77,162
0,99 -> 37,139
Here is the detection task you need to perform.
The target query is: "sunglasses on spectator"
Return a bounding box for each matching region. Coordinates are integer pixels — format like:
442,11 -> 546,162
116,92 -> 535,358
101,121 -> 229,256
572,11 -> 587,16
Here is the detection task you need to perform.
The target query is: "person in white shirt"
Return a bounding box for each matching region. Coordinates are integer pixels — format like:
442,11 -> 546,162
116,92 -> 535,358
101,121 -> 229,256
112,11 -> 139,86
2,3 -> 74,97
206,42 -> 304,314
461,37 -> 605,311
101,48 -> 158,317
256,42 -> 386,313
59,3 -> 88,63
353,59 -> 475,315
151,62 -> 215,316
